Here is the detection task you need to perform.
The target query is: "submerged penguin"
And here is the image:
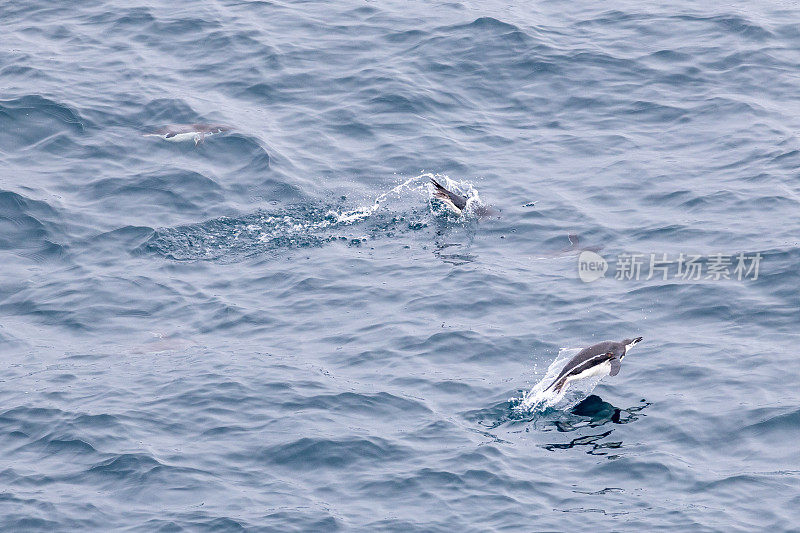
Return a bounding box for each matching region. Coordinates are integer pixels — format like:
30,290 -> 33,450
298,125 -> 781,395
546,337 -> 643,394
429,177 -> 498,218
143,124 -> 230,146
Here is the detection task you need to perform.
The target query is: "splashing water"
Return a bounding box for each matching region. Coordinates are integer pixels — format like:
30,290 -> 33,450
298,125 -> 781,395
425,175 -> 486,218
330,174 -> 428,224
514,348 -> 608,413
144,173 -> 489,261
333,172 -> 486,223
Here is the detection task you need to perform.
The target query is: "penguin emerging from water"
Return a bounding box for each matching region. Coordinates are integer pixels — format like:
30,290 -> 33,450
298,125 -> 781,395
546,337 -> 643,394
143,124 -> 230,146
429,177 -> 498,218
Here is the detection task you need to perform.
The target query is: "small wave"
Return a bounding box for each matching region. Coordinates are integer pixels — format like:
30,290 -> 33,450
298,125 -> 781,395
259,437 -> 409,470
0,95 -> 86,153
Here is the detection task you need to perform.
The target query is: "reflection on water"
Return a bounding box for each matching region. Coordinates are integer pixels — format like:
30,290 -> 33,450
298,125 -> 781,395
430,200 -> 479,265
543,429 -> 619,455
542,395 -> 651,456
433,242 -> 476,265
465,394 -> 650,458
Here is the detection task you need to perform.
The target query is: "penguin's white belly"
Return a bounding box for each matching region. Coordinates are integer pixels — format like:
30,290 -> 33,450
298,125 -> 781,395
566,360 -> 611,384
432,197 -> 462,215
163,132 -> 199,142
143,132 -> 196,142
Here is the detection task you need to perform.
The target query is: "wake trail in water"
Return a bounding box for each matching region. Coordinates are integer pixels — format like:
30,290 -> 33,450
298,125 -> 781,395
143,173 -> 488,261
328,174 -> 427,225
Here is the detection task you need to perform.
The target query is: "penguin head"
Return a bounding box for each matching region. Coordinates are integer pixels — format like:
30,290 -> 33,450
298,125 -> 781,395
621,337 -> 643,356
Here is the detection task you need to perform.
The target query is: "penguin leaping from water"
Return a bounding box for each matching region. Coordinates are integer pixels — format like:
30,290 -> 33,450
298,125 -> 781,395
429,177 -> 498,218
546,337 -> 643,394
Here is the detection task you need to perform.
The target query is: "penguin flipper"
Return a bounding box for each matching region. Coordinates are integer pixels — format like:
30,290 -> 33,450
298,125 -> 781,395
609,358 -> 621,377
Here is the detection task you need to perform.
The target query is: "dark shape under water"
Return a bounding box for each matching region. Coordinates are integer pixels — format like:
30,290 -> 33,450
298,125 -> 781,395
537,234 -> 604,259
564,234 -> 602,254
463,394 -> 649,458
570,394 -> 622,423
554,395 -> 651,432
544,396 -> 651,455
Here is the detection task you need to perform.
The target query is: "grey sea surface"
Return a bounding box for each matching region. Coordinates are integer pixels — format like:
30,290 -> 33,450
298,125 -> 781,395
2,0 -> 799,530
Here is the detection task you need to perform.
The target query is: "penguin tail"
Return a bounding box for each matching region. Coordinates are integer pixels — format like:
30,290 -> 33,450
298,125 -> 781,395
429,177 -> 469,214
429,177 -> 452,202
546,377 -> 566,394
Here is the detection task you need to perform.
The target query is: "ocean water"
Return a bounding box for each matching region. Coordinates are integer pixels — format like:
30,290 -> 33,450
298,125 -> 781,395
2,0 -> 800,530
